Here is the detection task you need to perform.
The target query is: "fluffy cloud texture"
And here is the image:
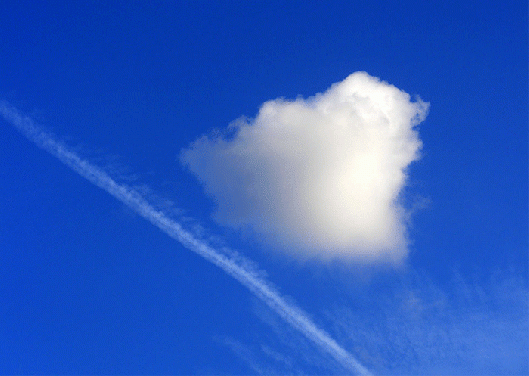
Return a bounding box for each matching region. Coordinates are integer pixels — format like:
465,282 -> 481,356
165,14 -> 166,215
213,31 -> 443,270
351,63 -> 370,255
181,72 -> 429,262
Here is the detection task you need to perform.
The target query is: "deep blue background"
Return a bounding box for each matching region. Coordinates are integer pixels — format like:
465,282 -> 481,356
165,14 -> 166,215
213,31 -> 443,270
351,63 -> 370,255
1,1 -> 527,374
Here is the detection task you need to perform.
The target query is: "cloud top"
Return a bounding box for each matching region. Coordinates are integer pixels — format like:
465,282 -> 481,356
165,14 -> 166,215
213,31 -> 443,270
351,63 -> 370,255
181,72 -> 428,263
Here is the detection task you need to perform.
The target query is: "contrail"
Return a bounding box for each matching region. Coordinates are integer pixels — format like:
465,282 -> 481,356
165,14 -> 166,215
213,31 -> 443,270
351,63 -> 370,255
1,102 -> 373,376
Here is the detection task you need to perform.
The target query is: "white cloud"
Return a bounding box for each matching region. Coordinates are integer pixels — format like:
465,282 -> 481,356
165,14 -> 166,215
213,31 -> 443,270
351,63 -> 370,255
181,72 -> 429,263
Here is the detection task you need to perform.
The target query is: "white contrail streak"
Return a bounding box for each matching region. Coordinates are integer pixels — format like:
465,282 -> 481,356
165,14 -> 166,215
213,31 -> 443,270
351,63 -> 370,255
1,102 -> 373,376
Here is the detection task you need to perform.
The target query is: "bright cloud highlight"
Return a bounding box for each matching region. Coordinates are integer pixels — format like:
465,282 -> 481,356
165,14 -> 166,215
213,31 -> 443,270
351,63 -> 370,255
181,72 -> 429,262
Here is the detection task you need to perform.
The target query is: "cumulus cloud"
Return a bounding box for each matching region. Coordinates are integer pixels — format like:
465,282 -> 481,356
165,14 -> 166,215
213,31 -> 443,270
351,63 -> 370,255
181,72 -> 429,262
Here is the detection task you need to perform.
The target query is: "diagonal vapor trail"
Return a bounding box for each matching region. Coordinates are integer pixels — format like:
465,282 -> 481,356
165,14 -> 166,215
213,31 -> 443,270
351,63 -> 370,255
1,102 -> 373,376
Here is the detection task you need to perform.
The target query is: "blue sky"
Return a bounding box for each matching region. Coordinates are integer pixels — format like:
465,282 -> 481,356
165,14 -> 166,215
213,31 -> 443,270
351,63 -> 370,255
1,1 -> 527,374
